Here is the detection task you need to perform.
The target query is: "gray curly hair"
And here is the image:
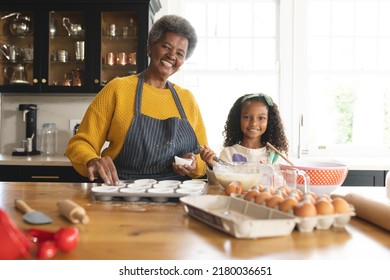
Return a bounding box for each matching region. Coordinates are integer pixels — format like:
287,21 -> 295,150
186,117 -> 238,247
148,15 -> 198,59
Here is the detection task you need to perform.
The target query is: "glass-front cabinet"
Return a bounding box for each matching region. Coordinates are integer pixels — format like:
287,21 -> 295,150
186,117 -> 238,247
0,11 -> 36,91
0,0 -> 161,94
100,11 -> 138,87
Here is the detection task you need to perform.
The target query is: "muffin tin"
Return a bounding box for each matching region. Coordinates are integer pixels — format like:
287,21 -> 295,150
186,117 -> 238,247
90,179 -> 207,203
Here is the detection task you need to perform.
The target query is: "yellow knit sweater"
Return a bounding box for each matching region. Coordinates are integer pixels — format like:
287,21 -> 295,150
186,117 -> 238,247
66,75 -> 208,178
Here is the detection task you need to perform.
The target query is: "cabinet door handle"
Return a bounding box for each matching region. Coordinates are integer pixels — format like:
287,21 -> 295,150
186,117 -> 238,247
33,78 -> 38,84
94,79 -> 100,84
41,78 -> 47,84
31,175 -> 60,179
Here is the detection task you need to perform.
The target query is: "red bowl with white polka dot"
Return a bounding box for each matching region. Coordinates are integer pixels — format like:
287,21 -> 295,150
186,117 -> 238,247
279,161 -> 349,195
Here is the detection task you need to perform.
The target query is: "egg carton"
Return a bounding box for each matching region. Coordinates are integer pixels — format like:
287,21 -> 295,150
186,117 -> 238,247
90,181 -> 207,203
180,195 -> 297,239
236,194 -> 356,233
293,209 -> 355,232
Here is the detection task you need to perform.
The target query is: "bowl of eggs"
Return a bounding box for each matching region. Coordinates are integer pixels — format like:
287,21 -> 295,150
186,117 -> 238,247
279,161 -> 349,195
213,162 -> 275,192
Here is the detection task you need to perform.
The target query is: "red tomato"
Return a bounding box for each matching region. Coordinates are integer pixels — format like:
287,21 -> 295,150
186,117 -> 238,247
36,241 -> 58,260
27,228 -> 55,244
54,227 -> 79,252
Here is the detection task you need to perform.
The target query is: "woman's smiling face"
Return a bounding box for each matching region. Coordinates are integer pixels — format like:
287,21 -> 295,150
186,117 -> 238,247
240,100 -> 269,141
148,31 -> 189,79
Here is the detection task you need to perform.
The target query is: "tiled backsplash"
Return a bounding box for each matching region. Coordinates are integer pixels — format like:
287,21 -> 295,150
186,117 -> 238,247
0,94 -> 94,155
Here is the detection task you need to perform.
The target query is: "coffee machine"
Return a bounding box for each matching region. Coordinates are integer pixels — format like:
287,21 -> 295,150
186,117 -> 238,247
12,104 -> 40,156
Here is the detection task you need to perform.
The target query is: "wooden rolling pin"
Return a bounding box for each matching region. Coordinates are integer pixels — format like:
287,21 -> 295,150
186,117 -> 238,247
332,193 -> 390,232
57,200 -> 90,224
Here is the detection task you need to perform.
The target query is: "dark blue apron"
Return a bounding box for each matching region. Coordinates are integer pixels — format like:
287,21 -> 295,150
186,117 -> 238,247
113,73 -> 199,180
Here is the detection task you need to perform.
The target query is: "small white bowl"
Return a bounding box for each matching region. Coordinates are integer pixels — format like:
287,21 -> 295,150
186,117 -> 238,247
174,156 -> 193,166
153,183 -> 178,189
182,180 -> 206,186
120,187 -> 145,202
178,184 -> 205,191
148,188 -> 174,194
92,186 -> 119,193
157,180 -> 181,186
102,182 -> 127,187
176,188 -> 203,195
134,179 -> 157,185
128,182 -> 152,189
120,187 -> 146,194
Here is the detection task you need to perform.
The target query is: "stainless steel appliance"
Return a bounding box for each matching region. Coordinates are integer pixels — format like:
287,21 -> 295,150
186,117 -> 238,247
12,104 -> 40,156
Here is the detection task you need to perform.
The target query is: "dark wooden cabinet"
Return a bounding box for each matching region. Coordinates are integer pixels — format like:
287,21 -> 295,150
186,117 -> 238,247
342,170 -> 386,187
0,165 -> 90,182
0,0 -> 161,94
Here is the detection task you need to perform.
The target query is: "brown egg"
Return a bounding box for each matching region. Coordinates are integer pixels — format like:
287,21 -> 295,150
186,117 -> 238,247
294,201 -> 317,217
288,190 -> 301,201
275,188 -> 288,198
280,185 -> 291,194
256,184 -> 265,192
332,197 -> 350,213
315,199 -> 334,215
278,197 -> 298,213
243,189 -> 260,201
302,193 -> 316,204
254,191 -> 271,204
317,194 -> 332,202
224,181 -> 243,196
266,194 -> 284,208
294,188 -> 303,198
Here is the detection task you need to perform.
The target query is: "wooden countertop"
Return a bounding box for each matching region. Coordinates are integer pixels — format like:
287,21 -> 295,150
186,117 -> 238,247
1,182 -> 389,260
0,154 -> 71,166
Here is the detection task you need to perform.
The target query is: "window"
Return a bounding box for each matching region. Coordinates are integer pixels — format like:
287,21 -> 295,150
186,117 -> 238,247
296,0 -> 390,157
160,0 -> 279,152
157,0 -> 390,157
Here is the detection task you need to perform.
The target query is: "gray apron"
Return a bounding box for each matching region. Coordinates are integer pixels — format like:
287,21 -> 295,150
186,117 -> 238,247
113,73 -> 199,180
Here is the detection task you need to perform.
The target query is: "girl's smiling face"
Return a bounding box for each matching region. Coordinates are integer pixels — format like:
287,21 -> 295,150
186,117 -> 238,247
148,31 -> 188,79
240,100 -> 269,144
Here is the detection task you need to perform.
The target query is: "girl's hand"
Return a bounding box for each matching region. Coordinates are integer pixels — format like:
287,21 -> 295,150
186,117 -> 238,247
199,145 -> 217,168
172,153 -> 196,176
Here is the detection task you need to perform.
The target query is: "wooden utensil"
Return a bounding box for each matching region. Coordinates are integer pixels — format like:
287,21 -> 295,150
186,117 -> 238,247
266,142 -> 295,166
14,199 -> 53,225
57,199 -> 89,224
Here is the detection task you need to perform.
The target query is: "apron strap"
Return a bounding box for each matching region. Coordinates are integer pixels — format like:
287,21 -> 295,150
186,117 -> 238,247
135,72 -> 188,120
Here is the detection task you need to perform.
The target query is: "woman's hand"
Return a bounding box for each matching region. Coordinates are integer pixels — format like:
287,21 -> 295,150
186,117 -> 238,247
199,145 -> 216,168
172,153 -> 196,176
86,156 -> 120,186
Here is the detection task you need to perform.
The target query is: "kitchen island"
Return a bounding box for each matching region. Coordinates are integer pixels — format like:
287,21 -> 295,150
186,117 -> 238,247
0,182 -> 389,260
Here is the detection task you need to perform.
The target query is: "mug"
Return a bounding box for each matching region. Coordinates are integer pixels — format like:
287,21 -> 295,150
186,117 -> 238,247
116,52 -> 127,65
55,50 -> 68,62
108,24 -> 116,36
128,52 -> 136,65
104,52 -> 115,65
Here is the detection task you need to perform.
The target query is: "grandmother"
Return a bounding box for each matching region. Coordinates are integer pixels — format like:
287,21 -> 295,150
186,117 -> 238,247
66,15 -> 208,185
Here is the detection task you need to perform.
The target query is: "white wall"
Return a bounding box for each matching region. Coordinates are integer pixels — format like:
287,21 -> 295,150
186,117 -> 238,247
0,95 -> 93,155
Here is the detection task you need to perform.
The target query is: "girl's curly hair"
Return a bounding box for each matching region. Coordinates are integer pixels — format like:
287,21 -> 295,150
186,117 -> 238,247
222,93 -> 289,155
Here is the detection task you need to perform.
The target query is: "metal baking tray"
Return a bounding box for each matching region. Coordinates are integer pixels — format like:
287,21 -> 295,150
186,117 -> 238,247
180,195 -> 298,239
